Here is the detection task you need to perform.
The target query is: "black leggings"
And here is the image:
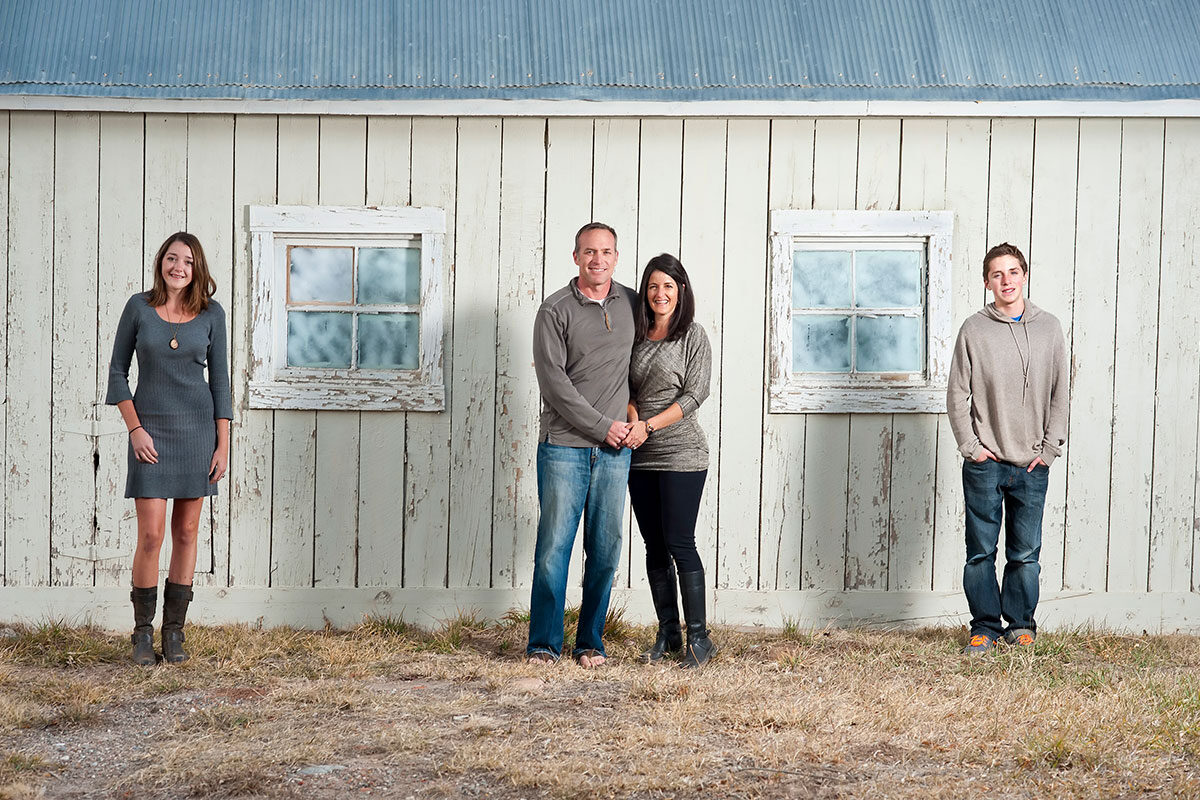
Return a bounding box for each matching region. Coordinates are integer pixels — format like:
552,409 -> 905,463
628,469 -> 707,574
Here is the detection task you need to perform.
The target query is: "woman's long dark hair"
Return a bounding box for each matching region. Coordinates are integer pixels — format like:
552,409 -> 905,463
635,253 -> 695,343
146,231 -> 216,315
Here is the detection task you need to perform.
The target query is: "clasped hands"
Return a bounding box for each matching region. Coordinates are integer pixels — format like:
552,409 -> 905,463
605,419 -> 650,450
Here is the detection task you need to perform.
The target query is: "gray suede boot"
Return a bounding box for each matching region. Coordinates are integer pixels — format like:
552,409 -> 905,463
161,580 -> 193,664
130,585 -> 158,666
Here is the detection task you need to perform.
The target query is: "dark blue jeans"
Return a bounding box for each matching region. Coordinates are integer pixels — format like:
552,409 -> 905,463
527,443 -> 631,660
962,458 -> 1049,640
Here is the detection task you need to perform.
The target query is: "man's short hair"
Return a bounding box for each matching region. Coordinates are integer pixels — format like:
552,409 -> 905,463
982,242 -> 1028,280
573,222 -> 618,254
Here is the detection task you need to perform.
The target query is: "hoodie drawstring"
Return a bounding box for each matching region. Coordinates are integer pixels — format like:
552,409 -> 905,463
1008,321 -> 1031,404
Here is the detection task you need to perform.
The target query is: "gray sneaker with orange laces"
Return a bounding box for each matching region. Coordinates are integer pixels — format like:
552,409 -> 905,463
1005,628 -> 1035,647
961,633 -> 996,655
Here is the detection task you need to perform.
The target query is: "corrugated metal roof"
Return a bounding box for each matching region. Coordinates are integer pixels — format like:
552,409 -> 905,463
1,0 -> 1197,102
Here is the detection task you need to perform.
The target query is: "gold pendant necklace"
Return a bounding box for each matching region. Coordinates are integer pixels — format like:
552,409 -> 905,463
168,306 -> 181,349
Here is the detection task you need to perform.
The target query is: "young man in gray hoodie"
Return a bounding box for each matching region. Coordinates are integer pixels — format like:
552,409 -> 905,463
947,242 -> 1068,654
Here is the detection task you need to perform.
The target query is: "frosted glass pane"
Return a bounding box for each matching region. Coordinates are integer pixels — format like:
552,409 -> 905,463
358,313 -> 419,369
358,247 -> 421,304
856,316 -> 922,372
289,247 -> 353,303
793,250 -> 851,308
792,315 -> 850,372
287,311 -> 352,368
855,250 -> 922,308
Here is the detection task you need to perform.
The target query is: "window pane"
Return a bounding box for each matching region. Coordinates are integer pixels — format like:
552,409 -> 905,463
358,246 -> 421,304
358,313 -> 420,370
289,247 -> 353,303
856,315 -> 922,372
855,250 -> 922,308
792,315 -> 850,372
793,250 -> 851,308
287,311 -> 352,368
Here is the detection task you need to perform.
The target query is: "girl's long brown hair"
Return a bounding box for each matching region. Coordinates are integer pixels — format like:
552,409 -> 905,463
146,232 -> 216,314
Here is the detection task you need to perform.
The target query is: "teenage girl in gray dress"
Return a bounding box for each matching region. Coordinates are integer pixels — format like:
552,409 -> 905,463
623,254 -> 717,669
106,232 -> 233,665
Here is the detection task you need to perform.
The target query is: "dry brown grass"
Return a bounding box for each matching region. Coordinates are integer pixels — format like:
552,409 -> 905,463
0,615 -> 1198,798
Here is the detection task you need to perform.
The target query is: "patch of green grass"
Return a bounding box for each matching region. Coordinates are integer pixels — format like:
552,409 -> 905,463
1020,730 -> 1103,771
600,605 -> 637,645
0,620 -> 127,667
429,609 -> 490,652
779,616 -> 814,643
358,614 -> 421,639
0,751 -> 48,776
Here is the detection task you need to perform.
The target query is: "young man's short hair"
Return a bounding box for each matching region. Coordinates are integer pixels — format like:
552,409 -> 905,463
979,244 -> 1027,281
573,222 -> 618,254
982,242 -> 1028,280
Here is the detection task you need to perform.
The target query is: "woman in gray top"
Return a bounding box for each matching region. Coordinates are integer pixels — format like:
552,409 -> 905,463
106,232 -> 233,666
623,254 -> 716,669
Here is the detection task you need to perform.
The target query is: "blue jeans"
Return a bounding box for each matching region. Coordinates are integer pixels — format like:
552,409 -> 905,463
962,458 -> 1049,640
527,442 -> 631,659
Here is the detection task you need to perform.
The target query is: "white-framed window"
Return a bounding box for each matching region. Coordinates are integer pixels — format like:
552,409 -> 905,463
768,210 -> 954,413
248,205 -> 446,411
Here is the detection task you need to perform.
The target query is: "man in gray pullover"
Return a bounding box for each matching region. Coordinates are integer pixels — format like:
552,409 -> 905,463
526,222 -> 637,668
947,242 -> 1068,654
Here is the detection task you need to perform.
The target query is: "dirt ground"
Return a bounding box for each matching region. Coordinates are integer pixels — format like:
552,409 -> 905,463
1,618 -> 1199,799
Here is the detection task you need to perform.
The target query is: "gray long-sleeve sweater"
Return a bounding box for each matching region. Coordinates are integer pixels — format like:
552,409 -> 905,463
533,278 -> 636,447
629,322 -> 712,471
946,300 -> 1068,467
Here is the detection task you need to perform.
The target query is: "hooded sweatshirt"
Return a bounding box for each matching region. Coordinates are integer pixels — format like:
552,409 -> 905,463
946,300 -> 1068,467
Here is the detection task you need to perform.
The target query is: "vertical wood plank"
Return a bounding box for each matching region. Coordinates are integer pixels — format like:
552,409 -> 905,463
802,118 -> 857,590
50,112 -> 101,588
761,119 -> 812,591
448,117 -> 502,588
717,119 -> 769,592
635,119 -> 683,271
932,119 -> 990,592
1106,119 -> 1164,592
845,118 -> 900,590
681,119 -> 729,588
143,114 -> 190,578
358,116 -> 411,587
890,118 -> 946,592
1063,119 -> 1121,591
492,117 -> 546,589
1028,118 -> 1079,594
0,112 -> 8,583
1150,119 -> 1200,593
537,118 -> 596,594
185,114 -> 235,587
590,119 -> 640,592
312,115 -> 365,587
629,119 -> 684,591
270,116 -> 320,587
405,117 -> 457,588
228,115 -> 278,588
6,112 -> 55,586
986,119 -> 1035,255
95,113 -> 145,588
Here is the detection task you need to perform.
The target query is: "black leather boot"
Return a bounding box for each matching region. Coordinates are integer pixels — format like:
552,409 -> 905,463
678,570 -> 717,670
641,565 -> 683,663
130,585 -> 157,666
161,580 -> 194,664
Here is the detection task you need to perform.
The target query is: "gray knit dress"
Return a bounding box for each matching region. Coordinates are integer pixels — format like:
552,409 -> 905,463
106,293 -> 234,499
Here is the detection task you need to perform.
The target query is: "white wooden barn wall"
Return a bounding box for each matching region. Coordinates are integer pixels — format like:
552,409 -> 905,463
2,111 -> 1199,631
